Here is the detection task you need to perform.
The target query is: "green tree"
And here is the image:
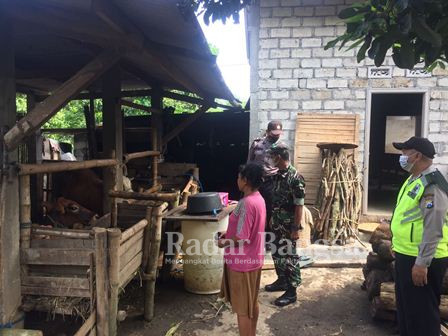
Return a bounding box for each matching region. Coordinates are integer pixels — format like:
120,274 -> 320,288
178,0 -> 250,24
325,0 -> 448,70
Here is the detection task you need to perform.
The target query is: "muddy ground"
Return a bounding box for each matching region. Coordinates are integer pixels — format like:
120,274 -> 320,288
118,268 -> 396,336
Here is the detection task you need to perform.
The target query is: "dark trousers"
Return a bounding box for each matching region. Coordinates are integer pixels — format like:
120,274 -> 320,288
272,238 -> 301,288
395,252 -> 448,336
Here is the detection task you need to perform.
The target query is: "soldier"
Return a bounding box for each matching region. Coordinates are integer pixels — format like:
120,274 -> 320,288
264,144 -> 305,307
247,121 -> 286,232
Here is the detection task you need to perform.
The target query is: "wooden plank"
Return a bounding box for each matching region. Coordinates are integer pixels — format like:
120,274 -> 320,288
31,226 -> 92,239
120,100 -> 162,115
19,159 -> 118,175
22,276 -> 90,290
119,237 -> 143,270
21,286 -> 91,298
21,248 -> 92,266
3,50 -> 122,151
75,311 -> 96,336
294,113 -> 359,205
123,150 -> 160,163
119,251 -> 143,287
28,265 -> 89,277
119,230 -> 144,257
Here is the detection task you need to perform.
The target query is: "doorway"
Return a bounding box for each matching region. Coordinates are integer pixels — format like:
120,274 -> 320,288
365,91 -> 427,215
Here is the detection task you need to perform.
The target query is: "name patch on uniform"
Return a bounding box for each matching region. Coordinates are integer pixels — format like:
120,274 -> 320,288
407,184 -> 421,199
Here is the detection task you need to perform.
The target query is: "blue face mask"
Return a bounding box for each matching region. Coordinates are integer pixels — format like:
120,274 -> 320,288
399,153 -> 416,172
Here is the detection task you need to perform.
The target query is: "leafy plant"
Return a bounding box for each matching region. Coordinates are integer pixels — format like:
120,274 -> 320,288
178,0 -> 251,24
325,0 -> 448,70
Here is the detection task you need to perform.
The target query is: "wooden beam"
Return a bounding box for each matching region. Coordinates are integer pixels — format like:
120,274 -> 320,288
84,99 -> 98,159
102,67 -> 123,214
91,0 -> 208,97
3,50 -> 121,151
123,151 -> 160,163
151,88 -> 163,152
162,106 -> 210,145
120,99 -> 162,115
18,159 -> 117,175
0,6 -> 21,327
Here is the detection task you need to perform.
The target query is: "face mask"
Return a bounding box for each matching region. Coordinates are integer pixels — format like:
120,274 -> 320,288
399,154 -> 415,172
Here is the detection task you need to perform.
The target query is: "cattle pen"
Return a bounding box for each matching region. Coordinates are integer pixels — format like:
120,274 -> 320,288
0,1 -> 236,335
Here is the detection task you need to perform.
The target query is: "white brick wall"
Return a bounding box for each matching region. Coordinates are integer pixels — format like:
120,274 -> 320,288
250,0 -> 448,176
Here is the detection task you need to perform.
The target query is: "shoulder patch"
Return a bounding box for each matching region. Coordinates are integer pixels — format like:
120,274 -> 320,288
425,198 -> 434,209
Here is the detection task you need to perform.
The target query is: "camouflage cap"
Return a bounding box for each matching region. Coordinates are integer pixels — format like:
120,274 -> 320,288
267,142 -> 289,155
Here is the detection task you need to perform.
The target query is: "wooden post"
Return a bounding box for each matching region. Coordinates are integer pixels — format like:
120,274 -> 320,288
26,94 -> 44,223
141,207 -> 153,285
93,227 -> 109,336
102,66 -> 123,214
150,88 -> 163,152
107,228 -> 121,336
151,128 -> 158,188
19,175 -> 31,283
144,205 -> 164,321
84,101 -> 97,159
0,6 -> 22,327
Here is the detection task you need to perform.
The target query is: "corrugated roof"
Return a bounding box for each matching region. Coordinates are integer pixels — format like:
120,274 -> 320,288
11,0 -> 235,102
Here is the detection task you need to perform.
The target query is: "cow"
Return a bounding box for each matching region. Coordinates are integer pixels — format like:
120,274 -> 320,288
52,169 -> 134,217
43,197 -> 100,229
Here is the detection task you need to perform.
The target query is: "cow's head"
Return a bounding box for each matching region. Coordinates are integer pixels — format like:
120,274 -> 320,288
43,197 -> 99,229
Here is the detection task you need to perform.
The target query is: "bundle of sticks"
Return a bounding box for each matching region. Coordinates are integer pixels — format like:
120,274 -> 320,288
314,145 -> 362,245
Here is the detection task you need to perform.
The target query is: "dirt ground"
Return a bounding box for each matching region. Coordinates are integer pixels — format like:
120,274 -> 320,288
118,268 -> 396,336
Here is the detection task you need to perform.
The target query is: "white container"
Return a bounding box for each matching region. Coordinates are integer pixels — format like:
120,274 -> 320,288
181,216 -> 229,294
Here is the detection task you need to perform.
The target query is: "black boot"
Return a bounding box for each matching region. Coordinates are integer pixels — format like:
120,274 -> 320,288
274,286 -> 297,307
265,277 -> 288,292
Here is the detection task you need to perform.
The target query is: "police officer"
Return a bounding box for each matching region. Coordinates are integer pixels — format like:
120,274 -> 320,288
263,144 -> 305,307
391,136 -> 448,336
248,121 -> 286,232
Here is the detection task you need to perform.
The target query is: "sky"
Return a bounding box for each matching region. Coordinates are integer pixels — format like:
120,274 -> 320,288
199,12 -> 250,102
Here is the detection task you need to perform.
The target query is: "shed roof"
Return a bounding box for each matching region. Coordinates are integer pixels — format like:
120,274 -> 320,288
11,0 -> 235,102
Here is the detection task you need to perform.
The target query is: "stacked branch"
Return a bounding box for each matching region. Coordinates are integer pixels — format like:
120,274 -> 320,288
314,147 -> 362,245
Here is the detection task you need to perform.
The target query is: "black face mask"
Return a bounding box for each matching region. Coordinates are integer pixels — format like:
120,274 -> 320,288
267,133 -> 280,143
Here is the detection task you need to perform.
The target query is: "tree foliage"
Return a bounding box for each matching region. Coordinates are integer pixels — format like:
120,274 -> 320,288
178,0 -> 251,24
325,0 -> 448,70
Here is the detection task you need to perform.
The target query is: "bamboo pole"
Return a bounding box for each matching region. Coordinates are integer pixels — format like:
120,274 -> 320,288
120,219 -> 148,243
31,226 -> 91,239
18,159 -> 117,175
107,228 -> 121,336
93,228 -> 109,336
109,190 -> 179,202
144,204 -> 165,321
123,150 -> 160,163
142,207 -> 154,273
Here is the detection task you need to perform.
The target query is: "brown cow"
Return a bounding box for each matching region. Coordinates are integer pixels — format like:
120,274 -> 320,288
43,197 -> 99,229
52,169 -> 104,215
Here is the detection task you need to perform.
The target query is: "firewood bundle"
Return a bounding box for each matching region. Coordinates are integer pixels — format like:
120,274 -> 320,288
314,146 -> 362,245
364,222 -> 448,321
362,222 -> 396,320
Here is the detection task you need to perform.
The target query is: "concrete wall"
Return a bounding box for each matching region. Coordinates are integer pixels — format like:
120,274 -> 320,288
248,0 -> 448,176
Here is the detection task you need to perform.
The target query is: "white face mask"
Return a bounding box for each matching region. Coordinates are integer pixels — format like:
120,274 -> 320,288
399,153 -> 416,172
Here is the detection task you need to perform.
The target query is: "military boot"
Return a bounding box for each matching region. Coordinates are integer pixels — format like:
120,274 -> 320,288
265,277 -> 288,292
274,285 -> 297,307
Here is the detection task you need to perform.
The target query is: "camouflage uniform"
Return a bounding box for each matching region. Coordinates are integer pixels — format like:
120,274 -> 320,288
248,137 -> 286,229
271,164 -> 306,288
